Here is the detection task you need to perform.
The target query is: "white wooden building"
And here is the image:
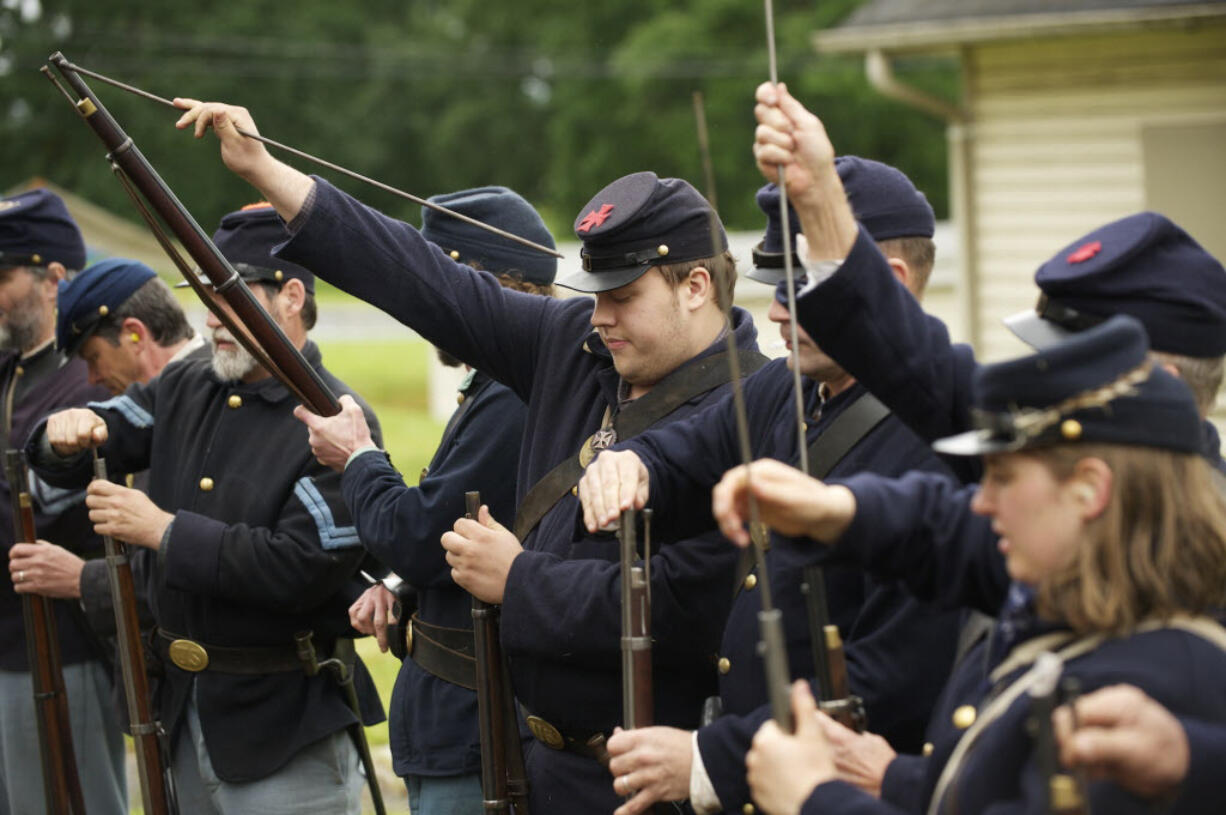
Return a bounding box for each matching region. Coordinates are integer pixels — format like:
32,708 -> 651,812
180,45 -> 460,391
815,1 -> 1226,369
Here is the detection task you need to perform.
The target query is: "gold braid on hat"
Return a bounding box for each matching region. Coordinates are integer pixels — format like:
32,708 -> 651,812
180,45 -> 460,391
1004,361 -> 1152,443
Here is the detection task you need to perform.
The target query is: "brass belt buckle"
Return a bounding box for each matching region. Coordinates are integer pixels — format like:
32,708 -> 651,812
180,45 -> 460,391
405,617 -> 415,657
168,639 -> 209,672
525,715 -> 565,750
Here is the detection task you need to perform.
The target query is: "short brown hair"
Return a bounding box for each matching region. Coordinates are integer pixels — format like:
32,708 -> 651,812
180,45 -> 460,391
655,251 -> 737,310
1031,444 -> 1226,636
1150,350 -> 1224,416
876,237 -> 936,295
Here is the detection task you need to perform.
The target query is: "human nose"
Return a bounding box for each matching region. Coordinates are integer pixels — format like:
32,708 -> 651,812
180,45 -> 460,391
590,294 -> 614,328
970,483 -> 992,517
767,298 -> 788,324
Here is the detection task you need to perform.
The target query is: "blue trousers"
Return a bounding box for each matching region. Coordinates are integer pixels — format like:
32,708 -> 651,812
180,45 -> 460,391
173,694 -> 363,814
406,771 -> 483,815
0,660 -> 127,815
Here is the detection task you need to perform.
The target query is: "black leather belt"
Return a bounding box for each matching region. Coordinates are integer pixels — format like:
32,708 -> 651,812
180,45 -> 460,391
155,629 -> 309,675
408,613 -> 477,691
522,709 -> 610,766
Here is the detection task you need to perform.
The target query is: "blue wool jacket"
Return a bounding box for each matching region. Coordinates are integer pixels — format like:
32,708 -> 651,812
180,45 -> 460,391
621,359 -> 963,811
0,346 -> 108,670
276,178 -> 759,812
343,371 -> 524,778
802,470 -> 1226,815
28,345 -> 384,782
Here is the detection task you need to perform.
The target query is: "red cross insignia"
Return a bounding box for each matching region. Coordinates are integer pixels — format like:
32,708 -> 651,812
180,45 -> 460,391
1066,241 -> 1102,264
577,204 -> 615,233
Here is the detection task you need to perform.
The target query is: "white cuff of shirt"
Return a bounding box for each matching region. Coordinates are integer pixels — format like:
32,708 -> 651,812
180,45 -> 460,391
344,445 -> 383,471
689,730 -> 722,815
798,256 -> 844,295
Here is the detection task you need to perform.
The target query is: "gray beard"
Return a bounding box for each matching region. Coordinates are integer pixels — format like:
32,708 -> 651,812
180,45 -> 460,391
0,291 -> 48,352
210,341 -> 259,381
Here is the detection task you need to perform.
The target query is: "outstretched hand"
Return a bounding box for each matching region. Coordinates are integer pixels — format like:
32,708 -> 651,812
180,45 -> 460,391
712,458 -> 856,548
172,98 -> 313,221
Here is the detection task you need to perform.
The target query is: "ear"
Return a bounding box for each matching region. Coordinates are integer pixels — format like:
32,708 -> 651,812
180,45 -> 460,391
1068,457 -> 1113,521
120,317 -> 147,345
884,256 -> 916,295
681,266 -> 713,312
43,262 -> 67,285
278,278 -> 306,319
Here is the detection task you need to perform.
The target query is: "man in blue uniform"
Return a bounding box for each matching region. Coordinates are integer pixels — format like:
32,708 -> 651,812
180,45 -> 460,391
0,188 -> 127,814
295,186 -> 556,814
176,97 -> 763,812
581,162 -> 962,815
27,204 -> 384,814
751,82 -> 1226,479
12,258 -> 208,628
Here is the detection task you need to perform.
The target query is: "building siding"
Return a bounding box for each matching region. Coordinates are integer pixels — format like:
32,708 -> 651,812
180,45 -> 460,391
961,23 -> 1226,372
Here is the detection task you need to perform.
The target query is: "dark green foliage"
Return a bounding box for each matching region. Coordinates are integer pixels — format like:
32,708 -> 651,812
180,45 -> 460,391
1,0 -> 956,240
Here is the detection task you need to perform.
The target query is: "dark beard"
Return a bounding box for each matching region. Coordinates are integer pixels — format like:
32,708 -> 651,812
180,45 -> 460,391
436,347 -> 463,368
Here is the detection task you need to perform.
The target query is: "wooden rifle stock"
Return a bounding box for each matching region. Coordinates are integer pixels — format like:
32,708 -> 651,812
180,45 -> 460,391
800,565 -> 865,732
92,455 -> 176,814
44,52 -> 341,417
5,450 -> 85,814
468,492 -> 529,814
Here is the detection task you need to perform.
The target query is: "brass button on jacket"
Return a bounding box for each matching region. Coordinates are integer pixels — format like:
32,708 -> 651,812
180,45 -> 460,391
952,704 -> 976,730
227,394 -> 242,409
743,573 -> 757,591
717,657 -> 731,674
199,477 -> 215,492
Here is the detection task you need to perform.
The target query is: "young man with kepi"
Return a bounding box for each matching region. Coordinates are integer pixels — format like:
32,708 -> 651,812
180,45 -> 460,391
296,185 -> 557,815
0,188 -> 127,814
581,163 -> 961,815
27,204 -> 385,814
173,95 -> 762,813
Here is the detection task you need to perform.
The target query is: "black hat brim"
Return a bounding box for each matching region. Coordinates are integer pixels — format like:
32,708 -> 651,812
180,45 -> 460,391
556,264 -> 653,294
932,429 -> 1018,457
745,267 -> 786,286
1002,310 -> 1075,351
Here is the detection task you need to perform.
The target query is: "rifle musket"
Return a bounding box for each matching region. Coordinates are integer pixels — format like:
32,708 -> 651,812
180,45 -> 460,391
48,56 -> 564,261
46,51 -> 343,417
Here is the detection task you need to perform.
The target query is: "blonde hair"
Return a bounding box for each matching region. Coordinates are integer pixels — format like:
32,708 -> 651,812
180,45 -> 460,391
1030,444 -> 1226,635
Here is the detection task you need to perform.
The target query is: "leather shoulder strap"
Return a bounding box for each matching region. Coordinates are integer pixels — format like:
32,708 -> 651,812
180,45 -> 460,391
807,391 -> 891,480
512,348 -> 768,542
732,390 -> 891,601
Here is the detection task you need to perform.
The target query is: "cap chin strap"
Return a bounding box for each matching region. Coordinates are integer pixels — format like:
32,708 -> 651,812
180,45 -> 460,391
1035,294 -> 1108,333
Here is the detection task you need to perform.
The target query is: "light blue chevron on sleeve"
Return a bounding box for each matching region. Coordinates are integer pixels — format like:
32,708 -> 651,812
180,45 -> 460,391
28,471 -> 87,515
88,395 -> 154,429
293,477 -> 361,550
